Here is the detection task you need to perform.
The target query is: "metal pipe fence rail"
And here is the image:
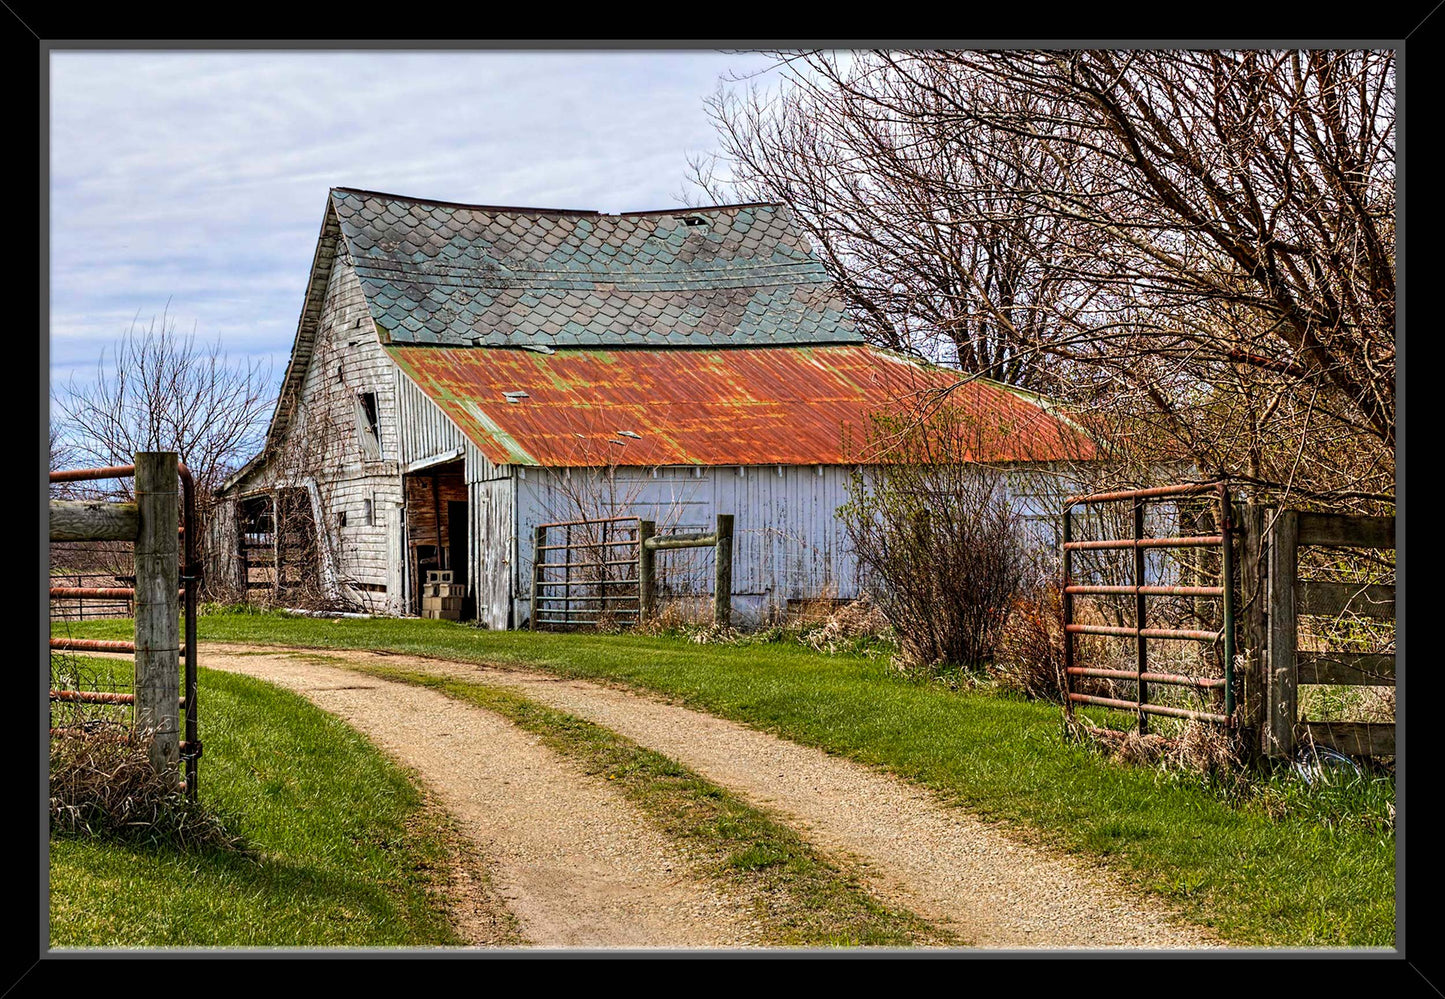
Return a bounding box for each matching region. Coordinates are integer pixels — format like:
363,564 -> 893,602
47,455 -> 202,798
528,514 -> 738,630
47,573 -> 144,621
1062,481 -> 1237,735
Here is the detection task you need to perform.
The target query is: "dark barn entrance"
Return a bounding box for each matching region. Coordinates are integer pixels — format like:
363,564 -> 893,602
403,460 -> 470,617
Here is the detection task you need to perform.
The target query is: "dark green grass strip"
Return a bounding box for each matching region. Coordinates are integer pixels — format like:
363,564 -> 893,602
348,661 -> 955,948
61,612 -> 1396,947
49,659 -> 475,948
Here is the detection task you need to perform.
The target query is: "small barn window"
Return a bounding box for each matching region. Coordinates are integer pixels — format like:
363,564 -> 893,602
363,497 -> 374,527
355,391 -> 382,460
337,510 -> 347,528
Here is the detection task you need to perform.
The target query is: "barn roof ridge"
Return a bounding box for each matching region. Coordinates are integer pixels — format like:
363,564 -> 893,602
329,186 -> 785,218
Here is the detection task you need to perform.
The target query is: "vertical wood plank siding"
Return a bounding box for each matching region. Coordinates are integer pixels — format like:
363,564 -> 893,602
241,253 -> 410,613
511,464 -> 1077,627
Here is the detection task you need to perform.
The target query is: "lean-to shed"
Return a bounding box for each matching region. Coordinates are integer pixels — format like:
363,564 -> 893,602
214,188 -> 1094,627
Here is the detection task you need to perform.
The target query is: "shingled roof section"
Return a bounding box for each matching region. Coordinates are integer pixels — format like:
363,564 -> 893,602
329,187 -> 863,349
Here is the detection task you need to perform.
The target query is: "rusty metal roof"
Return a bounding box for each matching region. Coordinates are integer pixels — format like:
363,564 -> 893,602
387,343 -> 1095,467
331,188 -> 862,349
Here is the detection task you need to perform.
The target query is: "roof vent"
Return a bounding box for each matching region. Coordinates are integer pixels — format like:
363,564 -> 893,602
503,391 -> 529,404
682,216 -> 708,227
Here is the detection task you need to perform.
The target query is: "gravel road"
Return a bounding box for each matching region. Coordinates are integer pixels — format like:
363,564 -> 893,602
207,649 -> 761,949
436,657 -> 1220,948
205,642 -> 1221,949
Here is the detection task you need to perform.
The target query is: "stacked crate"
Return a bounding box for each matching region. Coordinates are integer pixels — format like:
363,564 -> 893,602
421,569 -> 464,620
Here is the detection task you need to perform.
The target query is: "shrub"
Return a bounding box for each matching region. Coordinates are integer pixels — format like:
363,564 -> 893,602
994,584 -> 1121,703
839,408 -> 1033,678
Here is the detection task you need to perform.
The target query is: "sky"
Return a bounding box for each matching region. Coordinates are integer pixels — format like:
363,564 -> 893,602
48,49 -> 776,396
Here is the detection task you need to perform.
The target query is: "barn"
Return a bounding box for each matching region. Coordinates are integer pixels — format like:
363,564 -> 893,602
212,187 -> 1094,628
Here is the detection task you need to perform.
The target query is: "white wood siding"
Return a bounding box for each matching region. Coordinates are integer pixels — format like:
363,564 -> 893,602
283,251 -> 406,613
508,462 -> 1087,628
513,464 -> 860,626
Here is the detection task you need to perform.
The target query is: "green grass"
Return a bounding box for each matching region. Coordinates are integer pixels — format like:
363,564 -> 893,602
60,609 -> 1397,947
345,661 -> 952,947
49,656 -> 478,948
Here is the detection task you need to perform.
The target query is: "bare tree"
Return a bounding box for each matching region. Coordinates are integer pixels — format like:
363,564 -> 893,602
53,310 -> 274,504
51,310 -> 275,584
697,50 -> 1395,507
690,52 -> 1086,390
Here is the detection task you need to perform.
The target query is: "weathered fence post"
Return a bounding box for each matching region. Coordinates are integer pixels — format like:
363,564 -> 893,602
1265,507 -> 1299,758
637,519 -> 656,623
1238,501 -> 1268,762
528,524 -> 545,631
714,514 -> 734,628
134,451 -> 181,786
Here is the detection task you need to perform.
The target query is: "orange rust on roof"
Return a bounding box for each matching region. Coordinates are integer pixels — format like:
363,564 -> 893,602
386,343 -> 1095,468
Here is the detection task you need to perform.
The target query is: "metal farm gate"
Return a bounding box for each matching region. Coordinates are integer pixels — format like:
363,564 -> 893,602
529,516 -> 642,630
528,514 -> 737,631
1062,481 -> 1237,735
48,454 -> 202,797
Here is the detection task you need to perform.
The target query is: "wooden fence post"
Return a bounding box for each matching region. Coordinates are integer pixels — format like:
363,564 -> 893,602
1238,502 -> 1268,762
714,514 -> 734,628
1266,508 -> 1299,758
638,520 -> 656,623
134,451 -> 180,785
529,524 -> 545,630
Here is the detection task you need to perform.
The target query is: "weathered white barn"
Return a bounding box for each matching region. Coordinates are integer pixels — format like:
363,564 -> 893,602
213,188 -> 1094,628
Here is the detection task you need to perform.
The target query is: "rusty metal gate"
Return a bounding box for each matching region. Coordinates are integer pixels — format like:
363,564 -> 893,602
529,516 -> 641,630
1062,481 -> 1236,734
48,459 -> 202,797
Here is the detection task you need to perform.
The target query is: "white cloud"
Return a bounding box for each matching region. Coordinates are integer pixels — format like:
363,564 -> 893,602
48,49 -> 777,390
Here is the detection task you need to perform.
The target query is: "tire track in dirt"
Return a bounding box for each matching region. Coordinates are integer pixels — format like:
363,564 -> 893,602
206,650 -> 760,949
209,644 -> 1222,949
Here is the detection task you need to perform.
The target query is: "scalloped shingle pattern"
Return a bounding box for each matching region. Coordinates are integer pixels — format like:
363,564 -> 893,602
330,189 -> 863,348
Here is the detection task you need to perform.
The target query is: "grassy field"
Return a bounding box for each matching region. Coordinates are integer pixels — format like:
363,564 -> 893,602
48,655 -> 483,948
57,609 -> 1397,948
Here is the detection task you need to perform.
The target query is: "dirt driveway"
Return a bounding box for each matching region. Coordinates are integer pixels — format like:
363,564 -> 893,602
208,650 -> 759,948
206,642 -> 1219,949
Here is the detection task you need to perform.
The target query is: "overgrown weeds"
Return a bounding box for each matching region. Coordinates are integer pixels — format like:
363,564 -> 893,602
638,598 -> 897,661
50,735 -> 242,852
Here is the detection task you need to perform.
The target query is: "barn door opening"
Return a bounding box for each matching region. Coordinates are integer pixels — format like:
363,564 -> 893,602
448,500 -> 472,618
403,459 -> 468,617
237,487 -> 319,601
